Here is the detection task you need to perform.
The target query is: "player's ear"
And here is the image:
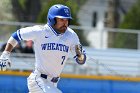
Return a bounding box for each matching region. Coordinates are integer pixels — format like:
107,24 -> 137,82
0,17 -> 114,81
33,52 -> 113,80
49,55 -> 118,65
54,18 -> 57,25
68,19 -> 71,26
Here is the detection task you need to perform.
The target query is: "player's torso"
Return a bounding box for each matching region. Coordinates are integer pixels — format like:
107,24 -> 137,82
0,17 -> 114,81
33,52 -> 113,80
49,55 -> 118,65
33,25 -> 73,76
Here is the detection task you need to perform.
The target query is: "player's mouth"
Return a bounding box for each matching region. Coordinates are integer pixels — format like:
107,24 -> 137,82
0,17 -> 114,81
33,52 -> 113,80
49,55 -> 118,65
56,25 -> 67,33
60,26 -> 67,31
62,26 -> 67,29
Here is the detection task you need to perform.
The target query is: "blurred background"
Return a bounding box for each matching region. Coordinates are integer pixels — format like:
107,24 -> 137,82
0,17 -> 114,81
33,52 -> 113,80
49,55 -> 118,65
1,0 -> 140,93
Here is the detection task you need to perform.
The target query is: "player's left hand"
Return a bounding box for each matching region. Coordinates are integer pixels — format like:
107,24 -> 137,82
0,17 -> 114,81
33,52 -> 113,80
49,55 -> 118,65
74,44 -> 86,64
75,44 -> 85,60
0,51 -> 11,71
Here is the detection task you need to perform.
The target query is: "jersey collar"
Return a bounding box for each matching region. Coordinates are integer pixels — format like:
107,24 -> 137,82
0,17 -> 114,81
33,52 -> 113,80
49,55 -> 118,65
47,24 -> 64,36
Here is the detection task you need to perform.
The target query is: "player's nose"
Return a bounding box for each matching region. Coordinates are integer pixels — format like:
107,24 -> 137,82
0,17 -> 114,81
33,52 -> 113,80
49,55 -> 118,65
64,22 -> 69,27
62,19 -> 69,25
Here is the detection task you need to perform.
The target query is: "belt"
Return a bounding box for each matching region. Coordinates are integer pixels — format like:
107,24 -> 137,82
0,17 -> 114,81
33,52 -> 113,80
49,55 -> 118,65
33,70 -> 59,83
40,74 -> 59,83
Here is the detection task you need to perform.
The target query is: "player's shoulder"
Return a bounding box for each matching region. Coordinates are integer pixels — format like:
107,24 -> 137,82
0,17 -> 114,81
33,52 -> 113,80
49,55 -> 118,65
66,27 -> 78,38
66,27 -> 79,42
67,27 -> 77,35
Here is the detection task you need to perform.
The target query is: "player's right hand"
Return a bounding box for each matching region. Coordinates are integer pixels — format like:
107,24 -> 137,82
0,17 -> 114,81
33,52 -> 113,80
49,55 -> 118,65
0,51 -> 11,71
0,59 -> 11,71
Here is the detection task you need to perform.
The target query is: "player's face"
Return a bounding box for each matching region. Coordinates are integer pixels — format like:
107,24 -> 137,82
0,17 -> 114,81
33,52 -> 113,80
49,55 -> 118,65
53,18 -> 69,33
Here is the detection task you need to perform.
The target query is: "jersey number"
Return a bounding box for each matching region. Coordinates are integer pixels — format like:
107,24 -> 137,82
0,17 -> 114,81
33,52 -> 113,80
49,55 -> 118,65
61,56 -> 65,65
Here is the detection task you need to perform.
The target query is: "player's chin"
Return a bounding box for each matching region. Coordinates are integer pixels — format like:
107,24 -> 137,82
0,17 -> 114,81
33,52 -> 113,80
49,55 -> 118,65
60,27 -> 67,33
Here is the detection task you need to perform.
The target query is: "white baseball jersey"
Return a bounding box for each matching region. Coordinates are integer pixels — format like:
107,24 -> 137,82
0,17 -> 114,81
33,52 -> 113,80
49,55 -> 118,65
16,24 -> 80,77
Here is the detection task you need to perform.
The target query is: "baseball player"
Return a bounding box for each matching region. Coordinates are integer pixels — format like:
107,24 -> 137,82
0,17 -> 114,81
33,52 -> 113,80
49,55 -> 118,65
0,4 -> 86,93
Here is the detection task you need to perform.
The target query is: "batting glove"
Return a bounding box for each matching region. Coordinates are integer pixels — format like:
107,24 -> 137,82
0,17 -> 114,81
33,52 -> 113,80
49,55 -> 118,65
74,44 -> 86,64
0,51 -> 11,71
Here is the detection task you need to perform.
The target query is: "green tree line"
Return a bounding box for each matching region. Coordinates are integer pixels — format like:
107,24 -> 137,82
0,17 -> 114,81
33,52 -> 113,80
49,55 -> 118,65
11,0 -> 88,46
113,0 -> 140,49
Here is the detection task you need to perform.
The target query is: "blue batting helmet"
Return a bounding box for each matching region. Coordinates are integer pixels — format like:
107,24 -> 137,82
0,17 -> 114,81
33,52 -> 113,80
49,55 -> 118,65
47,4 -> 72,25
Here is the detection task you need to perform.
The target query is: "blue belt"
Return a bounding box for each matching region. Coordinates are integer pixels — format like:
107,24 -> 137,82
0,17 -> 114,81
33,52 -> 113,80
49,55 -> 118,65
40,74 -> 59,83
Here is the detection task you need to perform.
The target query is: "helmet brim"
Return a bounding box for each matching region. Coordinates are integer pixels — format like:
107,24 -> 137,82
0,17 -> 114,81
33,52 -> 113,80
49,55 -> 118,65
55,16 -> 72,19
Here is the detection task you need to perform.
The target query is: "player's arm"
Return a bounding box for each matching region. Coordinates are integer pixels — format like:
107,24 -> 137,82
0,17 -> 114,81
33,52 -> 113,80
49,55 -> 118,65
0,26 -> 39,71
5,36 -> 18,52
70,31 -> 86,65
74,44 -> 86,65
0,34 -> 19,71
3,30 -> 23,52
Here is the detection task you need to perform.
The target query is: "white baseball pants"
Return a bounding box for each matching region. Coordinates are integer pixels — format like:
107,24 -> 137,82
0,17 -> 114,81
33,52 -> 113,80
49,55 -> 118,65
27,70 -> 62,93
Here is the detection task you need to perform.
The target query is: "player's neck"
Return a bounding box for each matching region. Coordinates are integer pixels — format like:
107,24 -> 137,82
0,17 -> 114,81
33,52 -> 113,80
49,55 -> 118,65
52,27 -> 61,34
52,25 -> 67,34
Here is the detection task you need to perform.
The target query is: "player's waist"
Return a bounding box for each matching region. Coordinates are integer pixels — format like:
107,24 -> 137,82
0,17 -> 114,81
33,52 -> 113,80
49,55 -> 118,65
33,69 -> 59,83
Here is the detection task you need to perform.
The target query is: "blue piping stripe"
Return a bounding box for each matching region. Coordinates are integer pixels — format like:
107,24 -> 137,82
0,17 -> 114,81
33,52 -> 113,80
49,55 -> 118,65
17,30 -> 23,40
48,24 -> 60,36
35,75 -> 45,93
12,32 -> 20,43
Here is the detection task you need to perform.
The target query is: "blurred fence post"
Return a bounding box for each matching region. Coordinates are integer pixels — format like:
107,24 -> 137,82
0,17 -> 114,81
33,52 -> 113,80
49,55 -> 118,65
138,33 -> 140,49
95,60 -> 100,75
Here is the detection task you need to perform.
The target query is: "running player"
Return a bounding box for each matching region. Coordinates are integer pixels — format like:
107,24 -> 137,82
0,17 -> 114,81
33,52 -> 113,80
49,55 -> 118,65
0,4 -> 86,93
